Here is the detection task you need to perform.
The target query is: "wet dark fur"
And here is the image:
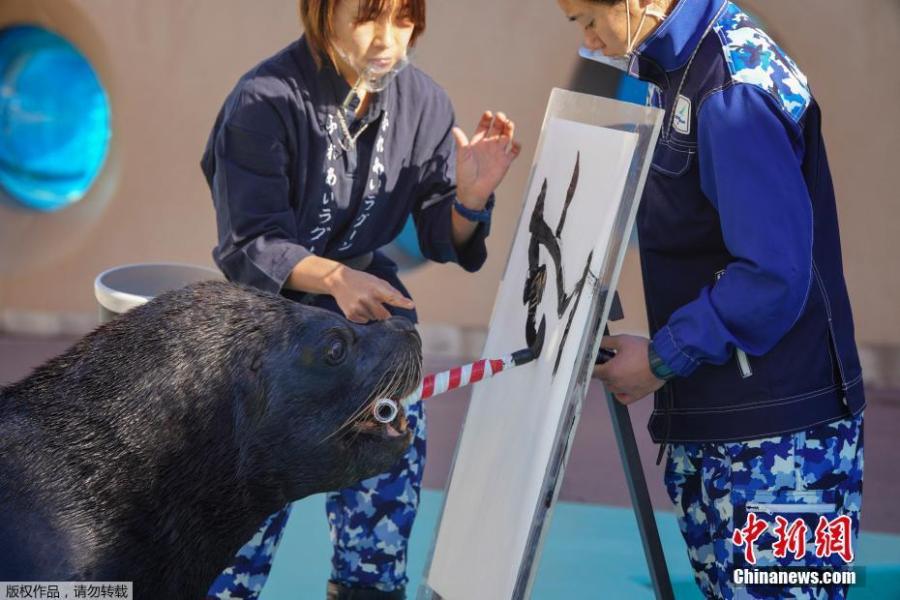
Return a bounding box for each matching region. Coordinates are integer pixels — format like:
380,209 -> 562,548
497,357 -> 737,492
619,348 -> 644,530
0,281 -> 421,598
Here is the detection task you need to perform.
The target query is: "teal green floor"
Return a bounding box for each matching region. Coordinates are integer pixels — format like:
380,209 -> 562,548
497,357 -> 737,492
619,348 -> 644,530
261,490 -> 900,599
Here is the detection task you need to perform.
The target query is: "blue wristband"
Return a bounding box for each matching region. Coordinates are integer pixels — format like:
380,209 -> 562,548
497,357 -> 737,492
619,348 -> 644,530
453,197 -> 494,223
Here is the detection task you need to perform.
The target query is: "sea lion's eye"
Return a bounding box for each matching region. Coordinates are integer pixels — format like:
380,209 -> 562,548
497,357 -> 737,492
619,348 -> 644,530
324,336 -> 348,366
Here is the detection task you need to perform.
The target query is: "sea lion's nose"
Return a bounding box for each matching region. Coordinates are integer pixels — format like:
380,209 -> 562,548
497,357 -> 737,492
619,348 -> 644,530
384,317 -> 416,333
384,317 -> 421,348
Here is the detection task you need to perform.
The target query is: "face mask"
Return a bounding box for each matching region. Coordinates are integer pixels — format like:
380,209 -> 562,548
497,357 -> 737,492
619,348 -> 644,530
356,54 -> 411,94
579,2 -> 667,73
333,44 -> 411,95
331,46 -> 411,151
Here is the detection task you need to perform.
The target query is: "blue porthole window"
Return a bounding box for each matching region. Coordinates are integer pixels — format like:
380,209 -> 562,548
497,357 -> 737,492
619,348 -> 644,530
382,216 -> 426,271
0,25 -> 111,212
394,216 -> 425,264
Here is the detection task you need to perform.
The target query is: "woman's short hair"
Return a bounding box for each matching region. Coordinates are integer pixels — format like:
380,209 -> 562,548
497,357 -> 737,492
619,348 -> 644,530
300,0 -> 426,66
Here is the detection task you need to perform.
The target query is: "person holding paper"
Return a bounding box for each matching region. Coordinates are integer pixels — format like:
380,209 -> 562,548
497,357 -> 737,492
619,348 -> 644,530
557,1 -> 865,598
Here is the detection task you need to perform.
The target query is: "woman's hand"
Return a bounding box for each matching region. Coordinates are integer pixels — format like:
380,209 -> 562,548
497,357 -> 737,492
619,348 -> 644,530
453,111 -> 522,209
324,265 -> 415,324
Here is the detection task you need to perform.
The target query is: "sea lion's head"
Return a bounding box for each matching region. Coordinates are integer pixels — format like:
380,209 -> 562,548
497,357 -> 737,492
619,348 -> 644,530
241,301 -> 422,496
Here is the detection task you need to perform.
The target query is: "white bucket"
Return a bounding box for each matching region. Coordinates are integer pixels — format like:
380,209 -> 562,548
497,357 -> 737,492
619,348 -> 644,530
94,263 -> 224,323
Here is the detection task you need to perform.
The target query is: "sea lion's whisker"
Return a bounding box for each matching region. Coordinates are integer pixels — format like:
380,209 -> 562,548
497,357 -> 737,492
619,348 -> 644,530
316,368 -> 398,444
357,361 -> 416,438
318,397 -> 374,444
316,345 -> 422,446
396,352 -> 421,399
319,394 -> 378,443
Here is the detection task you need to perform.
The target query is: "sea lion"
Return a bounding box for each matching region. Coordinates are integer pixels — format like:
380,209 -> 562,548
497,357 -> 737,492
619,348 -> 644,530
0,280 -> 422,599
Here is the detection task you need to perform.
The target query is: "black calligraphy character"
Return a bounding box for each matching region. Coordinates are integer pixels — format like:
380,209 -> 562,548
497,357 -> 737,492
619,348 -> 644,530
522,152 -> 595,374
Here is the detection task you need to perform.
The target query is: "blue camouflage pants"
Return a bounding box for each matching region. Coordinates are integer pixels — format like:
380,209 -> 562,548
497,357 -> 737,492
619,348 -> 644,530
664,413 -> 864,600
206,399 -> 426,598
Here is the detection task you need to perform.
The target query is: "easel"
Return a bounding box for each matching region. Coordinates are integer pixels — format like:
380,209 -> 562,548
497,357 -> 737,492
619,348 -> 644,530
603,293 -> 674,600
420,89 -> 670,600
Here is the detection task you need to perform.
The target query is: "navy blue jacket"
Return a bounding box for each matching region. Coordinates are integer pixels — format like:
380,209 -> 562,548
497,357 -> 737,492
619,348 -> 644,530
202,37 -> 489,322
629,0 -> 864,442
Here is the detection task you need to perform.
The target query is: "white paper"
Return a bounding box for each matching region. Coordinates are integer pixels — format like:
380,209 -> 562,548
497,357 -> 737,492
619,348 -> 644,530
426,118 -> 638,600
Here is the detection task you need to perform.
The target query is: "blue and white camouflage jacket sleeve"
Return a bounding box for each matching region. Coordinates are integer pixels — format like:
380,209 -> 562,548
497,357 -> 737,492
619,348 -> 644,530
650,83 -> 814,377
